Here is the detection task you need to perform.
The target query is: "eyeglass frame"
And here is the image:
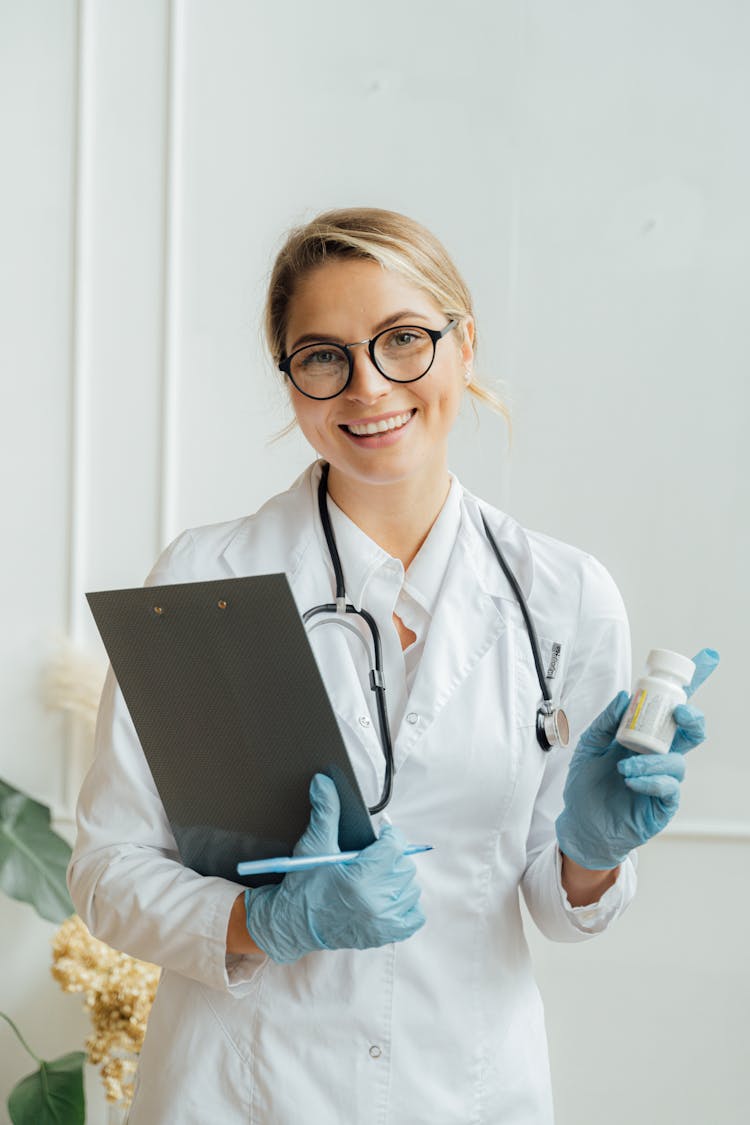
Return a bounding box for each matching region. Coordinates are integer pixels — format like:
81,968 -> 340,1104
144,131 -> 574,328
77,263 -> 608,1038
278,318 -> 460,400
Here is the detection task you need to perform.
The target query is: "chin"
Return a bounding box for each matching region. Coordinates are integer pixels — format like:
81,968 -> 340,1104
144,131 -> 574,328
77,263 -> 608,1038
343,460 -> 423,488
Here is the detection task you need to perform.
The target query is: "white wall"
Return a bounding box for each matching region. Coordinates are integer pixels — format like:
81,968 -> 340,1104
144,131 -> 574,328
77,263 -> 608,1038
1,2 -> 746,1122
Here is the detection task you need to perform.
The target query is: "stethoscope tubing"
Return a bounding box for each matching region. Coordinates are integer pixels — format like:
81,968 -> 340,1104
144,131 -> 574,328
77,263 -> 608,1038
302,600 -> 395,813
479,511 -> 552,707
305,462 -> 566,814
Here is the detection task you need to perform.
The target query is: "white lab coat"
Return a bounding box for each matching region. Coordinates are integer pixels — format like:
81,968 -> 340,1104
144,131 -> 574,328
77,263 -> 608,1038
69,460 -> 637,1124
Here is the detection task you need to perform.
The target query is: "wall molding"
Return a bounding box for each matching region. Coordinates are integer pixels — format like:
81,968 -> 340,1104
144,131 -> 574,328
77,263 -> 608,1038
659,819 -> 750,842
63,0 -> 92,814
51,809 -> 750,842
67,0 -> 90,649
158,0 -> 180,552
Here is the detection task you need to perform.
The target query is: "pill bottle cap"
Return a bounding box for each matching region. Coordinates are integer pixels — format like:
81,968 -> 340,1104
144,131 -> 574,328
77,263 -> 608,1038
646,649 -> 695,685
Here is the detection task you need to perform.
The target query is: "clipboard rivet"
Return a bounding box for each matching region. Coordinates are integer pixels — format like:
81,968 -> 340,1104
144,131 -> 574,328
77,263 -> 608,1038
217,600 -> 227,609
153,606 -> 164,615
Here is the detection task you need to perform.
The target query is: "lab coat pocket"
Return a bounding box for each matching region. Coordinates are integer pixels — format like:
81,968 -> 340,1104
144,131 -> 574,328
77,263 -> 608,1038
196,963 -> 267,1064
130,970 -> 254,1122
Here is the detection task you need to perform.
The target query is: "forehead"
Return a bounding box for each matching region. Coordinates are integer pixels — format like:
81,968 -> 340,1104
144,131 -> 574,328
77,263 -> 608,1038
286,258 -> 441,339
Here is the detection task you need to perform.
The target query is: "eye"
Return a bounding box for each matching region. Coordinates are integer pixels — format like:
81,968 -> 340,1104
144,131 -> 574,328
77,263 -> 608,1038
300,349 -> 339,367
377,327 -> 431,355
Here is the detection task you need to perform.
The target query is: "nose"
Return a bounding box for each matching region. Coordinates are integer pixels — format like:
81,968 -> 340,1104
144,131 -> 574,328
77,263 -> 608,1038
344,343 -> 391,403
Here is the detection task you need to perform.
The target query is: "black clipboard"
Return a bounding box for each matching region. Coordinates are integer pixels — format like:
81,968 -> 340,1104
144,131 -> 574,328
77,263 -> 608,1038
86,573 -> 376,888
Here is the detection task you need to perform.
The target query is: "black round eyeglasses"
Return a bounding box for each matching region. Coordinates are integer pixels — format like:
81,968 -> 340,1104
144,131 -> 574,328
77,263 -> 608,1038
278,319 -> 459,400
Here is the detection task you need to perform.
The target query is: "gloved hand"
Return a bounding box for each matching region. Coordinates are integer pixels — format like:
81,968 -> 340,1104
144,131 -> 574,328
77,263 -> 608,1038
555,647 -> 719,870
245,773 -> 425,963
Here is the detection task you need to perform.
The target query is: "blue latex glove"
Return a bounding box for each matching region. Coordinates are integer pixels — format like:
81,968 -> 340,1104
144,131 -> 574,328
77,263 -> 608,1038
555,648 -> 720,870
245,773 -> 425,963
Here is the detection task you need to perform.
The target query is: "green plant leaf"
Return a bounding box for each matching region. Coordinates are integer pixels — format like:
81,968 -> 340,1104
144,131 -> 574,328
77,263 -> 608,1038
0,779 -> 74,923
7,1051 -> 86,1125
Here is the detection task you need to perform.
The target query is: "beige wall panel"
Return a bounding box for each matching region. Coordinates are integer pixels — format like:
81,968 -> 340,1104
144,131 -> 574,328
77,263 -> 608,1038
526,837 -> 749,1123
0,1 -> 76,807
0,4 -> 100,1119
164,0 -> 518,540
510,9 -> 747,1117
75,0 -> 170,640
1,2 -> 168,1121
506,3 -> 747,821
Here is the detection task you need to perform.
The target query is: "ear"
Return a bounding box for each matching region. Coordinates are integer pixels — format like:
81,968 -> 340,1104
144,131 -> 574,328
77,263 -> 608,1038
459,316 -> 475,368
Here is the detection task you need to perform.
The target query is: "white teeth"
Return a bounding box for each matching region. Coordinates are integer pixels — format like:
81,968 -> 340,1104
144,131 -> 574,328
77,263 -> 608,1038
346,410 -> 414,436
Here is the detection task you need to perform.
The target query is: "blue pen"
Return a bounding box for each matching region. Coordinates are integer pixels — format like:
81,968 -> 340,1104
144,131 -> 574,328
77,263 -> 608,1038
237,844 -> 433,876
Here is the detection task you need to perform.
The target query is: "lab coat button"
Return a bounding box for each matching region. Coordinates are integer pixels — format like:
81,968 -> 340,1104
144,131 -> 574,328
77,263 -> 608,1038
369,1045 -> 382,1059
358,715 -> 371,728
406,712 -> 419,724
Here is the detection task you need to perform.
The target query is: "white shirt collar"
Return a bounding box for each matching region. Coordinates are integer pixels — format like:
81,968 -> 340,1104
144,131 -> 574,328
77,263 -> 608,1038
309,461 -> 462,615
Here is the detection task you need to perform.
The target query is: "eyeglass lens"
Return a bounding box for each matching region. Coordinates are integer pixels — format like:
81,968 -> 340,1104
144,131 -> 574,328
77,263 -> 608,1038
289,327 -> 434,398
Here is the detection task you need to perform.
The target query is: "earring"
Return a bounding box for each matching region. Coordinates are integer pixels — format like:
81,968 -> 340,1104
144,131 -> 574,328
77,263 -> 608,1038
464,368 -> 472,385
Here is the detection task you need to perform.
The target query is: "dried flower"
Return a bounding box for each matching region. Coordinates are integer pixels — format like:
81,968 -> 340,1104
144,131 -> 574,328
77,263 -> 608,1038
42,637 -> 106,737
51,915 -> 159,1106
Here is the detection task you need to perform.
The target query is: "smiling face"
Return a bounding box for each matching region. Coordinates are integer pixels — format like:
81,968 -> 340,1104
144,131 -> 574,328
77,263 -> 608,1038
283,257 -> 474,497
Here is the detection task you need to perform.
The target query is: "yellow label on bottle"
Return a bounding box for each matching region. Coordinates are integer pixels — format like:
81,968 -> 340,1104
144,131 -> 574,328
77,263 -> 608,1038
628,689 -> 647,729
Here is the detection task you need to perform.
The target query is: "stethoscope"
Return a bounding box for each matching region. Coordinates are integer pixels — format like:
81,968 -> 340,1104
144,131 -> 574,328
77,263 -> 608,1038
302,462 -> 569,814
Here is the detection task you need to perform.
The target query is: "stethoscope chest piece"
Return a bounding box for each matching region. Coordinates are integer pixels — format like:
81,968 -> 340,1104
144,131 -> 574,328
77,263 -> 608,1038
536,705 -> 570,751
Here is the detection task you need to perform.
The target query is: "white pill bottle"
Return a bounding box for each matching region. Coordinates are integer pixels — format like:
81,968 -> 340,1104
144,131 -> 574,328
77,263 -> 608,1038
616,649 -> 696,754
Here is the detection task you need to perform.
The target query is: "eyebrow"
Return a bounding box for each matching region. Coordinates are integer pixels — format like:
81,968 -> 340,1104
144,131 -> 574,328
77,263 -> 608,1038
287,308 -> 433,354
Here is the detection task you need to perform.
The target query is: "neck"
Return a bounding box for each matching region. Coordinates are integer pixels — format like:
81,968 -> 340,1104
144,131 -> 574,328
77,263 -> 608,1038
324,461 -> 451,569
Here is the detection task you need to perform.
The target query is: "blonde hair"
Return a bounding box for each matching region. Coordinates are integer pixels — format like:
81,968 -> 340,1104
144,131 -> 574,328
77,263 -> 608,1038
262,206 -> 510,439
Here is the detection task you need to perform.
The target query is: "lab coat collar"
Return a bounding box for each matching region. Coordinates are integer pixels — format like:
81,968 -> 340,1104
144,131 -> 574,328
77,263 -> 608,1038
393,491 -> 534,767
459,489 -> 534,607
219,460 -> 535,612
308,460 -> 464,615
220,462 -> 318,589
300,458 -> 534,612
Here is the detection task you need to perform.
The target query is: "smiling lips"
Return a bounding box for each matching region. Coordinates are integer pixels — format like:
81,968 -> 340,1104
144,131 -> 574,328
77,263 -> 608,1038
342,409 -> 416,436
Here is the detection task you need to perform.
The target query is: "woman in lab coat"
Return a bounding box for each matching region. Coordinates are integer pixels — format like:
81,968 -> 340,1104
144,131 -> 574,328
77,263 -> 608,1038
68,207 -> 715,1124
